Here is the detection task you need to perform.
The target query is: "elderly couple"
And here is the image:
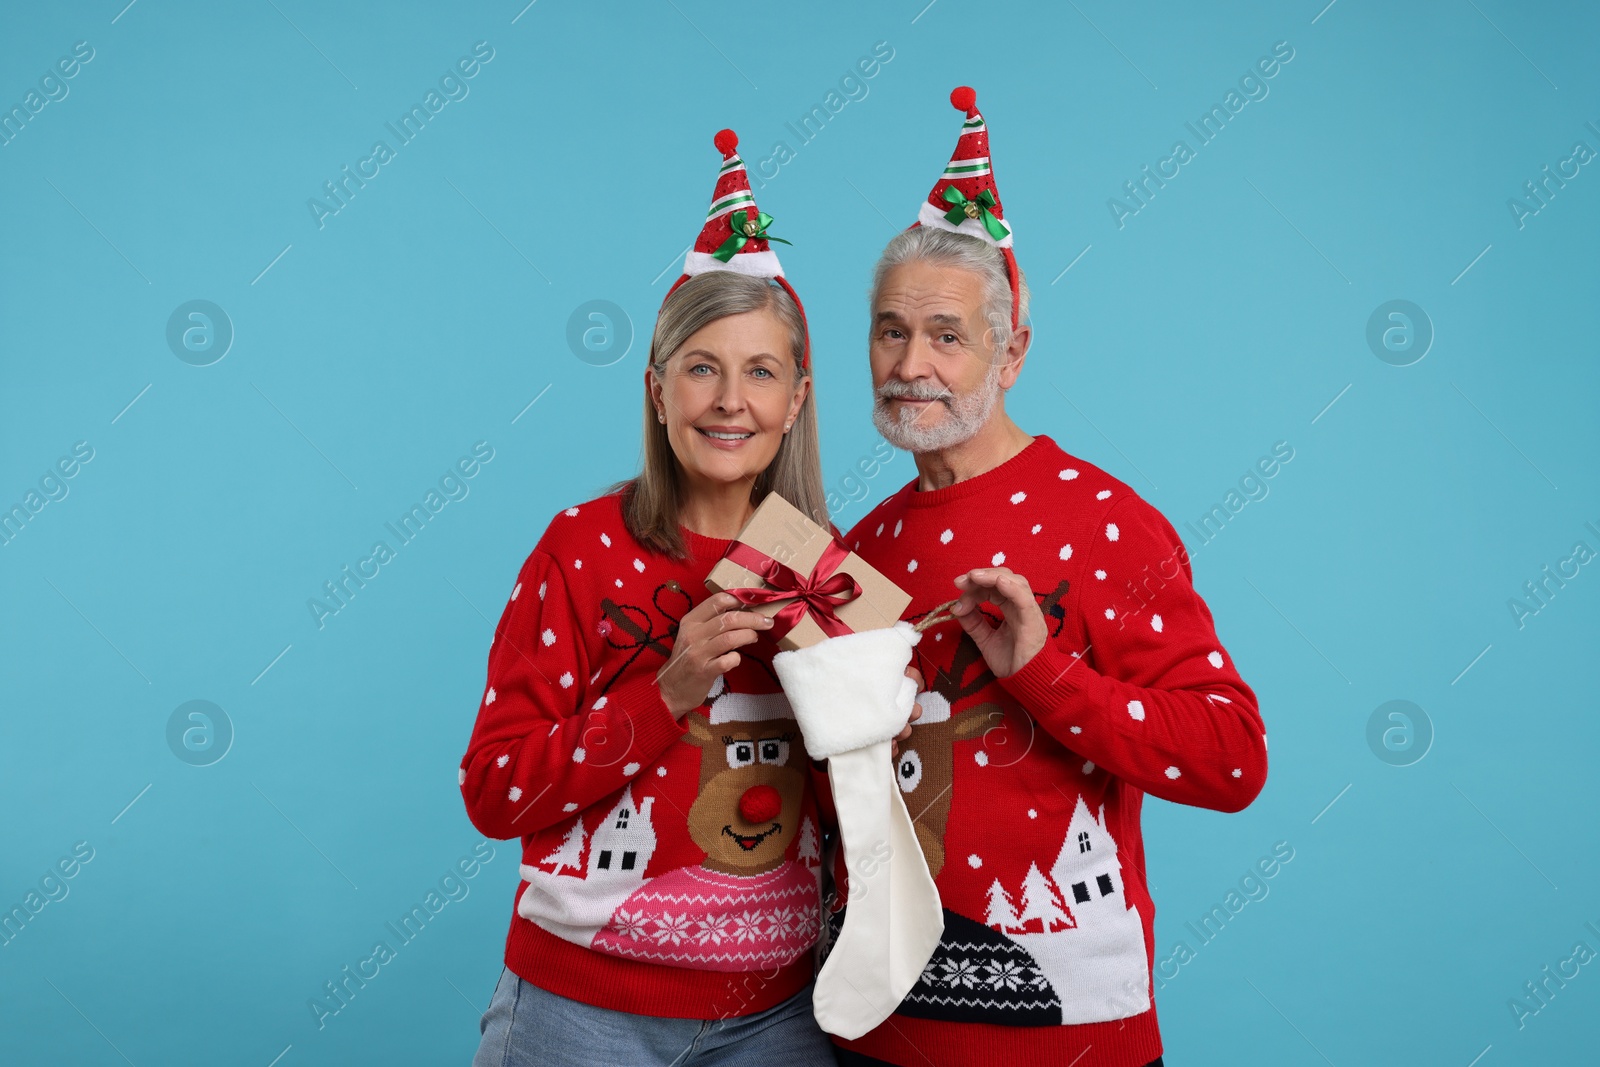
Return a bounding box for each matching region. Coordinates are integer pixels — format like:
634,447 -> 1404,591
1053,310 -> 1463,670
460,88 -> 1267,1067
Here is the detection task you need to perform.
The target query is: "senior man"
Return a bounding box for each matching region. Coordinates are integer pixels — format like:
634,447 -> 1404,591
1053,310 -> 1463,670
824,89 -> 1268,1067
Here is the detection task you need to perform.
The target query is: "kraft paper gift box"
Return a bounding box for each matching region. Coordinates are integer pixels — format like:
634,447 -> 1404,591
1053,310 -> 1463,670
704,492 -> 912,652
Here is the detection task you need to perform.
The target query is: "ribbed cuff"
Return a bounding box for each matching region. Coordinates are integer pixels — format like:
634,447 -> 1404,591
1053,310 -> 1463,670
605,669 -> 689,768
997,639 -> 1102,714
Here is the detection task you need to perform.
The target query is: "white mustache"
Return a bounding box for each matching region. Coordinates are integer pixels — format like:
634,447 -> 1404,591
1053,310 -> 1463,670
876,381 -> 953,404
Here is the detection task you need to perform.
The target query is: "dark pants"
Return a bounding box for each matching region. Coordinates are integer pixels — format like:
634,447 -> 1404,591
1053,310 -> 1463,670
834,1052 -> 1164,1067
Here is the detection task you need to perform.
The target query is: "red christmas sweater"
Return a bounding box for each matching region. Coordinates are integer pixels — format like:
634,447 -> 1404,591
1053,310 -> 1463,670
828,435 -> 1268,1067
458,492 -> 830,1019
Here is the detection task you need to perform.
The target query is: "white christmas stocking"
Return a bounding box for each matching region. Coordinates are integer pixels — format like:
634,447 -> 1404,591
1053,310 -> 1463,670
773,621 -> 944,1040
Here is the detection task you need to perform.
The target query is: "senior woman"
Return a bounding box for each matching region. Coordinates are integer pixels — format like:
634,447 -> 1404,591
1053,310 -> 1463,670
461,133 -> 840,1067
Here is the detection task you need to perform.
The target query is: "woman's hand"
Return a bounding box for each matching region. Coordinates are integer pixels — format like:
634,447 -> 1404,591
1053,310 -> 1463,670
656,591 -> 775,718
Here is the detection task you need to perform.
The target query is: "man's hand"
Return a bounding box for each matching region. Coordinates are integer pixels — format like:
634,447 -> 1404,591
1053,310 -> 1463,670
950,568 -> 1048,678
891,665 -> 923,758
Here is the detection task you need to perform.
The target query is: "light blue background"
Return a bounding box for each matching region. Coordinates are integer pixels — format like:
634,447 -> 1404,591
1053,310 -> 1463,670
3,1 -> 1597,1064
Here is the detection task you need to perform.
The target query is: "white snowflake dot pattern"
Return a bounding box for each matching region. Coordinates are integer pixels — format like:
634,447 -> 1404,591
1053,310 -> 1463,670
1010,491 -> 1026,504
563,802 -> 578,812
1231,768 -> 1243,778
511,582 -> 522,600
1208,650 -> 1225,668
940,529 -> 954,544
572,748 -> 586,763
1094,569 -> 1107,580
623,762 -> 640,775
1151,614 -> 1163,632
1104,608 -> 1115,620
1165,766 -> 1181,779
1096,489 -> 1112,500
974,751 -> 990,767
1127,700 -> 1145,721
1027,809 -> 1038,819
508,786 -> 523,801
1059,468 -> 1079,480
1031,524 -> 1042,534
1059,544 -> 1072,561
600,533 -> 611,547
1105,523 -> 1120,542
541,629 -> 556,646
1069,725 -> 1082,734
614,579 -> 623,588
876,523 -> 885,536
907,560 -> 919,573
656,766 -> 668,777
559,672 -> 574,688
893,519 -> 903,537
538,581 -> 547,600
458,767 -> 466,785
593,696 -> 608,709
991,551 -> 1006,566
633,558 -> 645,573
496,753 -> 510,768
574,559 -> 583,570
967,854 -> 983,869
1082,760 -> 1095,774
564,507 -> 579,517
484,687 -> 497,705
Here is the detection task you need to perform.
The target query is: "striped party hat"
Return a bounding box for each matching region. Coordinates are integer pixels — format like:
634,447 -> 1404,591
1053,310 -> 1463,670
665,129 -> 810,366
914,87 -> 1021,331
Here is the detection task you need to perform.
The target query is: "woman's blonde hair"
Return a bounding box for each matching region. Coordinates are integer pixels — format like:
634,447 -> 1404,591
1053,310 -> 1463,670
614,270 -> 826,559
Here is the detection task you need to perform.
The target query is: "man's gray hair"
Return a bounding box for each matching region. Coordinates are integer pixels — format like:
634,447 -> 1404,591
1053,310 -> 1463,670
869,226 -> 1031,353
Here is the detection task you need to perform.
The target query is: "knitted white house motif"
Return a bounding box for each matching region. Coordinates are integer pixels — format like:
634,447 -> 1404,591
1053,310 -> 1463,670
1006,794 -> 1149,1024
588,787 -> 657,881
1049,796 -> 1124,922
517,786 -> 658,948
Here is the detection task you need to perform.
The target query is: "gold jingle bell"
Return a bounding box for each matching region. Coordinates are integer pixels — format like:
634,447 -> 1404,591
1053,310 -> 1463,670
962,200 -> 981,220
741,217 -> 761,237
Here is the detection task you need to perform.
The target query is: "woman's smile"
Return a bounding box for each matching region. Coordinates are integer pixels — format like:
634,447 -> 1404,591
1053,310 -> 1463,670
696,424 -> 759,449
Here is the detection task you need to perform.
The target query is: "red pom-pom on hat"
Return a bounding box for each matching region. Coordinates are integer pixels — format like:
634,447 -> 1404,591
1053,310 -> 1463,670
713,128 -> 739,156
950,86 -> 977,114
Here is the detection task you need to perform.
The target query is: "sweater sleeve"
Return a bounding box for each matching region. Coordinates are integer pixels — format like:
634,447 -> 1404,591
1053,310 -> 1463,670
458,546 -> 686,840
998,495 -> 1267,812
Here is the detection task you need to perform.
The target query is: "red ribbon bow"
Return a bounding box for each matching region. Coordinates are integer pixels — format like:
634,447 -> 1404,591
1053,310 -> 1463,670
722,538 -> 862,641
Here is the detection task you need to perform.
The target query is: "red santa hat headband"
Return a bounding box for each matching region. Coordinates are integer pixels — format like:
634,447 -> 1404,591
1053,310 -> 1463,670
912,87 -> 1021,333
663,129 -> 811,369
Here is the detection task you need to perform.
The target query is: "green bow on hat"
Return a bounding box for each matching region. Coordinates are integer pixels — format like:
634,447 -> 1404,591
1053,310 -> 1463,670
712,209 -> 793,263
941,186 -> 1009,242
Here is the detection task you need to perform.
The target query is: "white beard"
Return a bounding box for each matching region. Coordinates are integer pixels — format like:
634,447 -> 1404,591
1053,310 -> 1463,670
873,360 -> 1003,453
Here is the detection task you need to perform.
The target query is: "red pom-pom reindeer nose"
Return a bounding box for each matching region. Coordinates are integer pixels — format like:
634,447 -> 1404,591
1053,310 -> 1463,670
713,128 -> 739,156
950,86 -> 976,114
739,784 -> 782,824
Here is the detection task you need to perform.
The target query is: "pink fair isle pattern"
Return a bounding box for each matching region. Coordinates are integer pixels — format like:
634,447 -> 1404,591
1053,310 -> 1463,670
590,861 -> 819,972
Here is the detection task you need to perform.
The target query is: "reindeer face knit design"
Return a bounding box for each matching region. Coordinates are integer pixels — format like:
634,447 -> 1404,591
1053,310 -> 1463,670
460,493 -> 826,1019
828,436 -> 1268,1067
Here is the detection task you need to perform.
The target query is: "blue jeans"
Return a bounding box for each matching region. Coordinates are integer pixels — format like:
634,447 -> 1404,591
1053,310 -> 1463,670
472,966 -> 838,1067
